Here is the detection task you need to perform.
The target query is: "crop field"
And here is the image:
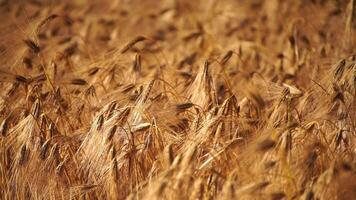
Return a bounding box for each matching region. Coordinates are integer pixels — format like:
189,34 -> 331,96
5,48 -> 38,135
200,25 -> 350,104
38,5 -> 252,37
0,0 -> 355,199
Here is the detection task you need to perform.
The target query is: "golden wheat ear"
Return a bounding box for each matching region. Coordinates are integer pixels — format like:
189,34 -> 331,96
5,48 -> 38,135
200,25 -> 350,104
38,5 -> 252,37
187,60 -> 216,110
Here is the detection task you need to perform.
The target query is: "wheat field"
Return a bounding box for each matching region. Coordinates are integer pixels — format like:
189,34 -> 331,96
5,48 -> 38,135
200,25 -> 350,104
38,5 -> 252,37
0,0 -> 355,199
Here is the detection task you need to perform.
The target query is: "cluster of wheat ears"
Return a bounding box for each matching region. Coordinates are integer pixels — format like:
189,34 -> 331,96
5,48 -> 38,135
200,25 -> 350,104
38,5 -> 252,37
0,0 -> 355,199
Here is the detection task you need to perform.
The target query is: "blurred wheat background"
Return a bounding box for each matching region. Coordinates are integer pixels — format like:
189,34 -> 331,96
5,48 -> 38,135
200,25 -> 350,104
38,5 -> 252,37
0,0 -> 355,199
